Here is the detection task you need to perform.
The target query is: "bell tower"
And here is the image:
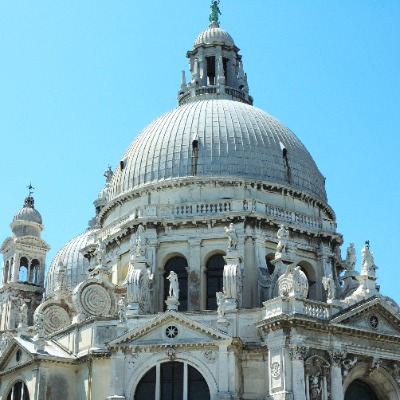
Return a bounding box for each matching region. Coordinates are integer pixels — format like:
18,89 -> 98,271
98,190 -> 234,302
0,186 -> 50,330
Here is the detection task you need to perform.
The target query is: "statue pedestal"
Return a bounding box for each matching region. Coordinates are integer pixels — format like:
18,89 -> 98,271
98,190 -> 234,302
356,273 -> 379,294
165,296 -> 179,311
223,251 -> 242,309
327,298 -> 341,305
272,255 -> 294,275
127,302 -> 140,315
217,318 -> 229,333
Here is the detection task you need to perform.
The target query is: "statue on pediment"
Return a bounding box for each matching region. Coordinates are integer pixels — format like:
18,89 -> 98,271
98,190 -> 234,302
345,242 -> 356,271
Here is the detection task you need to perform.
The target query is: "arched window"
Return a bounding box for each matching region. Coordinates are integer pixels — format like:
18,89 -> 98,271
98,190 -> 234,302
206,254 -> 225,310
6,381 -> 30,400
164,257 -> 188,311
345,379 -> 378,400
266,254 -> 275,275
297,261 -> 316,300
135,361 -> 210,400
18,257 -> 29,282
29,259 -> 40,284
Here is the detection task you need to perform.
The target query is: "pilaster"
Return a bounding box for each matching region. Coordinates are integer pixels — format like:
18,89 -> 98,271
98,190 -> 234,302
188,238 -> 201,311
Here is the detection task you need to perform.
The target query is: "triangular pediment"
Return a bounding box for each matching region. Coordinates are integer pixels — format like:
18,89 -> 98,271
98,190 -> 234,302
0,334 -> 35,372
330,297 -> 400,337
108,311 -> 232,349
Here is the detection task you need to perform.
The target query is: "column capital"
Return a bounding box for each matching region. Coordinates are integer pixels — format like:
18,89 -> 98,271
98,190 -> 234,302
328,350 -> 347,367
289,345 -> 308,361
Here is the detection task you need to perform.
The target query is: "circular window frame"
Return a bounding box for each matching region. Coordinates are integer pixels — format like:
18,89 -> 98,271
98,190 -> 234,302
368,314 -> 379,330
165,325 -> 179,339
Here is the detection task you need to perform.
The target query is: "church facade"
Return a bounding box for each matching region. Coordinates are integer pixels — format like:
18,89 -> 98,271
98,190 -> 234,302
1,4 -> 400,400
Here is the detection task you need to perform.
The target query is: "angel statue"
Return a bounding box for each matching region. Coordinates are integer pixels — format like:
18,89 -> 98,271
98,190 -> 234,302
209,0 -> 221,24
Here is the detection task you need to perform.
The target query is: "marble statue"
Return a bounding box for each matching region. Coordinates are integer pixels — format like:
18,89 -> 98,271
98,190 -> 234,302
322,274 -> 336,301
104,165 -> 113,183
19,301 -> 28,327
361,241 -> 377,275
345,242 -> 356,271
225,223 -> 238,251
57,262 -> 66,289
167,271 -> 179,299
118,297 -> 127,324
209,0 -> 221,24
276,224 -> 289,256
34,312 -> 45,337
216,291 -> 227,319
134,224 -> 146,257
309,373 -> 321,399
95,239 -> 107,265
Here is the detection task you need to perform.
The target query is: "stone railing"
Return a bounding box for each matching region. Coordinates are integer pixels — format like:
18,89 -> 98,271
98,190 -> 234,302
263,297 -> 341,321
119,198 -> 336,233
302,300 -> 331,319
102,199 -> 335,234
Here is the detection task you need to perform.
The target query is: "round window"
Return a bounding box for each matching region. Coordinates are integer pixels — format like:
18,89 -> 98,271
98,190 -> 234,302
165,325 -> 179,339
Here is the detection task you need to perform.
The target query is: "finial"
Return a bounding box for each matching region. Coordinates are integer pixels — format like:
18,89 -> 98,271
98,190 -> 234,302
27,182 -> 34,197
209,0 -> 221,26
24,183 -> 35,208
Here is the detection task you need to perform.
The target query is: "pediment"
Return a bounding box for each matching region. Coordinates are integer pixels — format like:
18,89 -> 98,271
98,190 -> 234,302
330,297 -> 400,337
108,311 -> 232,349
0,334 -> 34,372
0,237 -> 14,253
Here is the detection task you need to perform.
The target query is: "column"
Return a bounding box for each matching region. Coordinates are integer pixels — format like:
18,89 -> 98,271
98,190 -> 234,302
289,345 -> 308,400
329,351 -> 345,400
218,345 -> 229,392
107,350 -> 126,399
12,253 -> 19,283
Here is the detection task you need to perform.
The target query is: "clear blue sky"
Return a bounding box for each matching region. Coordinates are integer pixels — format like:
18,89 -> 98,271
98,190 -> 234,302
1,1 -> 399,302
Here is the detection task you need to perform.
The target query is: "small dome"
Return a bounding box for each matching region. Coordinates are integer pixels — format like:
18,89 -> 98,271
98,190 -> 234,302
194,25 -> 234,48
46,229 -> 97,297
13,197 -> 42,225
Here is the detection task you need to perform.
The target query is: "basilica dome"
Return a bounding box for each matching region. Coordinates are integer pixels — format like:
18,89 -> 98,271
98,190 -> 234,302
46,229 -> 96,297
108,100 -> 327,203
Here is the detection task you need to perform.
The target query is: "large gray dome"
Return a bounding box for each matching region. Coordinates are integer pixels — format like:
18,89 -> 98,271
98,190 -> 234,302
108,100 -> 327,202
46,229 -> 97,297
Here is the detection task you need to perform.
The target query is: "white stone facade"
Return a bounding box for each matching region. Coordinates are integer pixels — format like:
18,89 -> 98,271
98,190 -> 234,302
1,6 -> 399,400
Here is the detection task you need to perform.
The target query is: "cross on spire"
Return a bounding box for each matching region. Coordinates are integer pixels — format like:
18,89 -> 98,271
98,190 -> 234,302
27,182 -> 34,197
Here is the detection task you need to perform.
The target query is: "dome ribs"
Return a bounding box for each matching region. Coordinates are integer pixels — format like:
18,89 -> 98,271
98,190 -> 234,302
107,100 -> 327,204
